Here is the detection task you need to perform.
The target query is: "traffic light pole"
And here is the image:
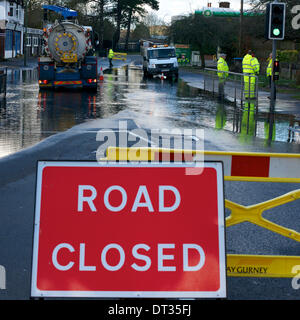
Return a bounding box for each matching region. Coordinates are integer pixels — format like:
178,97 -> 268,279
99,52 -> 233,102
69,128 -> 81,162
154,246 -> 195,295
271,0 -> 278,110
270,39 -> 277,110
268,39 -> 276,141
268,0 -> 278,141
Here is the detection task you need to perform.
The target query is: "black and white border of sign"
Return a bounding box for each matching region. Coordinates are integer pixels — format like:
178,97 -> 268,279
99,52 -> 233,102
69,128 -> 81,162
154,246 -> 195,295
31,161 -> 227,299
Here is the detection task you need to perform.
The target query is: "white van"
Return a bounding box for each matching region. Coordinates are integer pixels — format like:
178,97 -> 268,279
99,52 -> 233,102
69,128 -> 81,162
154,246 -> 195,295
142,44 -> 179,80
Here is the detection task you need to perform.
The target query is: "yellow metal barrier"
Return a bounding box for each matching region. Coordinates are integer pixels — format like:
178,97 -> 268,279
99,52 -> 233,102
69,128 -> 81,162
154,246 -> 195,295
103,146 -> 300,278
227,254 -> 300,278
112,52 -> 127,61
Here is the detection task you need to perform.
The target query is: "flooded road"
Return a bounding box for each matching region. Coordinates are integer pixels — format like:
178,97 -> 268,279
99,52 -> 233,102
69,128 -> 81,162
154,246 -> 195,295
0,64 -> 299,158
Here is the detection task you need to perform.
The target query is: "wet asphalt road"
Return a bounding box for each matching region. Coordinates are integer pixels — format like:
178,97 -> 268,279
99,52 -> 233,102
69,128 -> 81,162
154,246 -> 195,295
0,56 -> 300,300
1,55 -> 300,158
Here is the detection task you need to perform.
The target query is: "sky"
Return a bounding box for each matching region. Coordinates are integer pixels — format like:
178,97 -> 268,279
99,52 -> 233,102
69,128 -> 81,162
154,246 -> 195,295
149,0 -> 252,23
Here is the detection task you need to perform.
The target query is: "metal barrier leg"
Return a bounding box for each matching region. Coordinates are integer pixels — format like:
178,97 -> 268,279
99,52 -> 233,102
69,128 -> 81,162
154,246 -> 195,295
226,189 -> 300,241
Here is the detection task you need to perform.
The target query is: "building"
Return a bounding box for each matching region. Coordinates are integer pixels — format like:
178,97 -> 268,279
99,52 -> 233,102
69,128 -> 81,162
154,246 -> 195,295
25,27 -> 43,57
0,0 -> 24,59
0,0 -> 43,60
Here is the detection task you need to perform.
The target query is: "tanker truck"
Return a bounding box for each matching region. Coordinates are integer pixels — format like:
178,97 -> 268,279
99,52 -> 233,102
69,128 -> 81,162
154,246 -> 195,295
38,5 -> 98,90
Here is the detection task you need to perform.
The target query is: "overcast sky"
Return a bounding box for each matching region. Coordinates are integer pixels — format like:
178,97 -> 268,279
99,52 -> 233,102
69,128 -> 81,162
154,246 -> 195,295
149,0 -> 252,23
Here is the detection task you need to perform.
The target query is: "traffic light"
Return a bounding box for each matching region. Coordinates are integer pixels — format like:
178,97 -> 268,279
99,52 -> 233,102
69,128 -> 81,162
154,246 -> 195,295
266,2 -> 286,40
273,59 -> 280,80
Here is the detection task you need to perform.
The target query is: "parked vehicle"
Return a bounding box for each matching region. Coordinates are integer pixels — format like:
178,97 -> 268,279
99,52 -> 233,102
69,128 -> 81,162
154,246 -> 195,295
38,5 -> 97,91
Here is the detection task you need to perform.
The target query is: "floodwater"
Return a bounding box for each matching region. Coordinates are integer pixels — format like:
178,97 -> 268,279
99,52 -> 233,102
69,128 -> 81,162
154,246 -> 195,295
0,65 -> 299,158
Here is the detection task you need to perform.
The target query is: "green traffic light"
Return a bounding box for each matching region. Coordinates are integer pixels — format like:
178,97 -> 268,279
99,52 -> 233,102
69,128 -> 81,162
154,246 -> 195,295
273,28 -> 280,36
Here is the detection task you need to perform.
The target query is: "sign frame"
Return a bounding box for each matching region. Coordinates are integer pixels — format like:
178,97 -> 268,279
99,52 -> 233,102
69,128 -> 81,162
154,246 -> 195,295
31,161 -> 227,298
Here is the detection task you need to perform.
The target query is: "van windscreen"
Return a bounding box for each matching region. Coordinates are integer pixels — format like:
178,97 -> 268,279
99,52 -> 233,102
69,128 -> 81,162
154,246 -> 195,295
148,49 -> 176,59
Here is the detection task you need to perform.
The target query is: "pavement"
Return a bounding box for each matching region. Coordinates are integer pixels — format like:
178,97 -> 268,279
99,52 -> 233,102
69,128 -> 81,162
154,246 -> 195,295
0,56 -> 38,70
0,55 -> 300,301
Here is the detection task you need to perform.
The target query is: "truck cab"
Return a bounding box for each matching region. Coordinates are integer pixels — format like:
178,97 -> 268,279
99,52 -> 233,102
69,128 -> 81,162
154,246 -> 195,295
142,44 -> 178,80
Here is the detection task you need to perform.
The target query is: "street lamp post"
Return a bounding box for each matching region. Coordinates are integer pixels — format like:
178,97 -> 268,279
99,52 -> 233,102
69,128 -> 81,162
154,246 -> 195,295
239,0 -> 243,56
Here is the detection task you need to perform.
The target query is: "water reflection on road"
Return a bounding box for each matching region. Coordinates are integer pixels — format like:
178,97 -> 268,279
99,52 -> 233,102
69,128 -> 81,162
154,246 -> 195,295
0,65 -> 299,158
0,68 -> 127,158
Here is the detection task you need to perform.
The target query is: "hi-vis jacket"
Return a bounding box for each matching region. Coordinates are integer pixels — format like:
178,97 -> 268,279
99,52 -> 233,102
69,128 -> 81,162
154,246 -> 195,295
217,57 -> 229,79
242,54 -> 258,98
108,49 -> 114,59
266,58 -> 272,77
242,54 -> 259,74
251,57 -> 260,75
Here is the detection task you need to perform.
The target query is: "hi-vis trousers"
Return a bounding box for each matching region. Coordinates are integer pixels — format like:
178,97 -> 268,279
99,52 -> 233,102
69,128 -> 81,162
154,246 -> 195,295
243,74 -> 256,99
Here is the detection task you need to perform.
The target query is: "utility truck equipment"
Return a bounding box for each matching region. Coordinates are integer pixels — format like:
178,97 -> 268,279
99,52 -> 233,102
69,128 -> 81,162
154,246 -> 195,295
38,5 -> 97,90
140,40 -> 179,80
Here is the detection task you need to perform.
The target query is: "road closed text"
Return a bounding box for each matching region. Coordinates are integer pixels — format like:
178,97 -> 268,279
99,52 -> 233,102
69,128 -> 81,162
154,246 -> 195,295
77,185 -> 181,213
52,243 -> 206,272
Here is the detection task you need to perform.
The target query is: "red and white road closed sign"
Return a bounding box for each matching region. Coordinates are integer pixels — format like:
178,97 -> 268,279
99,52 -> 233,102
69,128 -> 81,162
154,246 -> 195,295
31,161 -> 226,298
